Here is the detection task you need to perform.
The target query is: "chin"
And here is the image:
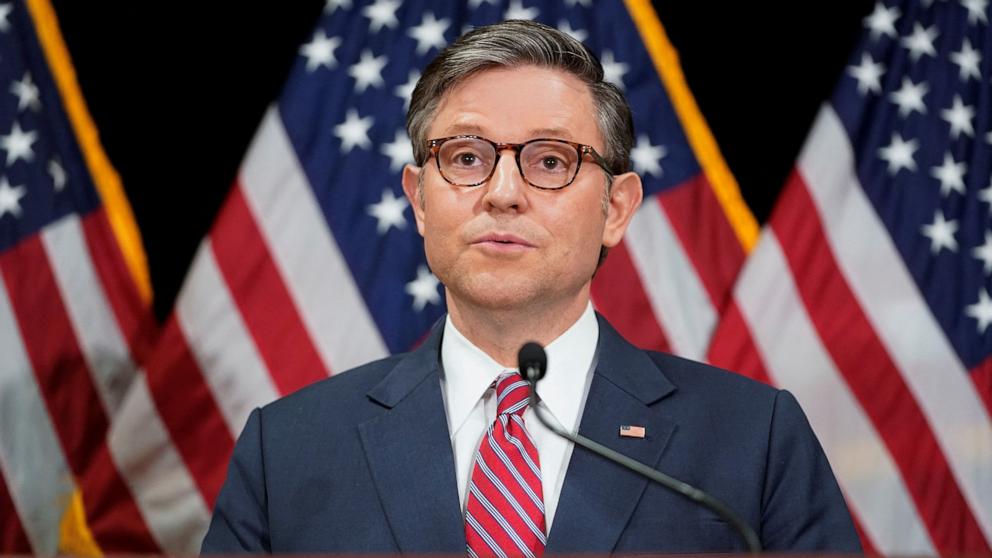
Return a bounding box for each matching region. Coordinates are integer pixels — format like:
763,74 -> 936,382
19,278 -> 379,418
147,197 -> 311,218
460,271 -> 588,314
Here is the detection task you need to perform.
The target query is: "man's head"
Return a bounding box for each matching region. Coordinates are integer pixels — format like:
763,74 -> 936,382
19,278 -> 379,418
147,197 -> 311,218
401,20 -> 642,318
407,20 -> 635,183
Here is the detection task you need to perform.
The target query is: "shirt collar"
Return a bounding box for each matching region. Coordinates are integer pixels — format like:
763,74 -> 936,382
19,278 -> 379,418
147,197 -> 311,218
440,303 -> 599,436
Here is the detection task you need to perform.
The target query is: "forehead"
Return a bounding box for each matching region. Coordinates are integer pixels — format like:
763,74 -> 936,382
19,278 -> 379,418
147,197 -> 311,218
428,65 -> 602,148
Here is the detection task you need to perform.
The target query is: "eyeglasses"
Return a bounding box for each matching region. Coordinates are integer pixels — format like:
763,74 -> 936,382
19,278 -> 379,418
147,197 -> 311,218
426,135 -> 613,190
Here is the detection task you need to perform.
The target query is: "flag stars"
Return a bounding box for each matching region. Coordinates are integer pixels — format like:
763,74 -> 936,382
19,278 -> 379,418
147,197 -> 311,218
901,23 -> 939,61
48,158 -> 66,192
941,95 -> 975,139
381,129 -> 414,172
0,177 -> 25,219
973,232 -> 992,274
565,0 -> 592,5
557,20 -> 588,43
961,0 -> 989,24
395,70 -> 419,109
931,152 -> 967,196
299,30 -> 341,72
980,181 -> 992,214
0,4 -> 11,33
878,133 -> 918,174
966,288 -> 992,334
889,77 -> 927,117
406,265 -> 441,311
10,73 -> 40,112
921,210 -> 958,254
630,135 -> 666,177
367,188 -> 409,235
847,53 -> 885,94
334,109 -> 374,152
950,38 -> 982,81
864,2 -> 900,39
504,0 -> 539,20
363,0 -> 401,32
324,0 -> 352,13
409,12 -> 449,55
0,122 -> 37,165
468,0 -> 499,8
601,50 -> 629,90
349,50 -> 388,93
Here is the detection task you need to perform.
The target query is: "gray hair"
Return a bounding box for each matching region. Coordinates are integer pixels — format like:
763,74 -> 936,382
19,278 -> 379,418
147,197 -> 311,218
406,19 -> 634,176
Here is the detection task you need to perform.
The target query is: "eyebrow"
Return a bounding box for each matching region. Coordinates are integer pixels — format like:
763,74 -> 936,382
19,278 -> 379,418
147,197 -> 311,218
440,123 -> 574,141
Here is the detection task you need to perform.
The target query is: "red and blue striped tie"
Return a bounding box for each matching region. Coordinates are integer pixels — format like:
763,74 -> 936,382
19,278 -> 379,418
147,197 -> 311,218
465,371 -> 546,558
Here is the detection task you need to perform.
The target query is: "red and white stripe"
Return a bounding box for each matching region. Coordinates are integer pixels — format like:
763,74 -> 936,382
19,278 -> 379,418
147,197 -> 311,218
116,107 -> 390,550
0,271 -> 73,554
592,174 -> 747,358
0,210 -> 162,553
240,108 -> 388,373
708,106 -> 992,554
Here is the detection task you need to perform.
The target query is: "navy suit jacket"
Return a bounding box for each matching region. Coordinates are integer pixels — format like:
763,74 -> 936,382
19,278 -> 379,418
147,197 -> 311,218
202,315 -> 861,554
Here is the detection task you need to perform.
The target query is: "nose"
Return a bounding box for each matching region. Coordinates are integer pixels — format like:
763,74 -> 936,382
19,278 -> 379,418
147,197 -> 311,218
482,149 -> 529,213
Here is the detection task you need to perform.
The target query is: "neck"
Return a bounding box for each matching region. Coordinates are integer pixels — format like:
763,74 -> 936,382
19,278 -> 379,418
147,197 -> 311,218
446,289 -> 591,367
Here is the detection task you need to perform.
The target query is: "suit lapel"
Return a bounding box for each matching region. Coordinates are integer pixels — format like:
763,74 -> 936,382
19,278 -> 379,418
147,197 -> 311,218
546,316 -> 678,554
357,324 -> 465,553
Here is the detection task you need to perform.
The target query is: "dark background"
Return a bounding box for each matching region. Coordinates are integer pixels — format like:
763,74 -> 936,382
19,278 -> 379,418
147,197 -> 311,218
47,2 -> 873,320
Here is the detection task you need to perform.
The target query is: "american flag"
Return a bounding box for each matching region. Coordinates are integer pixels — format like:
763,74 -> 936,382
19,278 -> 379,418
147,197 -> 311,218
0,0 -> 160,554
707,0 -> 992,554
66,0 -> 754,552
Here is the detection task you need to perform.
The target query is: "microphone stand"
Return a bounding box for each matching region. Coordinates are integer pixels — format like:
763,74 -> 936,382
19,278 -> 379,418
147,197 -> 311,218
526,380 -> 762,554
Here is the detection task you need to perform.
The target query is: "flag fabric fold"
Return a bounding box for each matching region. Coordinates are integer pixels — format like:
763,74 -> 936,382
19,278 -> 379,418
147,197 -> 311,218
707,0 -> 992,554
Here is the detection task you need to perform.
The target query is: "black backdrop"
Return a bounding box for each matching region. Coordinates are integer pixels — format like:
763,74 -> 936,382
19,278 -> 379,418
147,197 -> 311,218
47,2 -> 873,319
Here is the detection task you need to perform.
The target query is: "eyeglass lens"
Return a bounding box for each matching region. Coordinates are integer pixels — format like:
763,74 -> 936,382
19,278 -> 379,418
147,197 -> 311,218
437,138 -> 580,189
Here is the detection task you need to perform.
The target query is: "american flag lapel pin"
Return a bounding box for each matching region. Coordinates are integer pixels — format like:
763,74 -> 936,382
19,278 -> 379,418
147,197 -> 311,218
619,425 -> 646,438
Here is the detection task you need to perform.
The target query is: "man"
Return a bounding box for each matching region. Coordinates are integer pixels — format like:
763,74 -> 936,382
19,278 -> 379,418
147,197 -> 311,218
202,20 -> 861,554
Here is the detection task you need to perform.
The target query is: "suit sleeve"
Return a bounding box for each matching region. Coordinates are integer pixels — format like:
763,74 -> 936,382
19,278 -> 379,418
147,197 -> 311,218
759,390 -> 863,552
200,408 -> 271,554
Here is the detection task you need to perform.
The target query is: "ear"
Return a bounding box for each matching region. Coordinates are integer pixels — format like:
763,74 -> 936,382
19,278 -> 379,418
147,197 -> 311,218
401,164 -> 426,236
601,171 -> 643,248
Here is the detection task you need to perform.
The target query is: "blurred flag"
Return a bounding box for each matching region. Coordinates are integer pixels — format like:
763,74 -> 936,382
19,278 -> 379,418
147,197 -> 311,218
119,0 -> 755,550
0,0 -> 159,554
707,0 -> 992,554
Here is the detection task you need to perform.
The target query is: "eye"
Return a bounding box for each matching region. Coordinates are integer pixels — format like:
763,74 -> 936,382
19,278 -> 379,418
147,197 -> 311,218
444,148 -> 487,168
440,139 -> 491,169
524,143 -> 575,175
457,152 -> 479,166
540,156 -> 565,170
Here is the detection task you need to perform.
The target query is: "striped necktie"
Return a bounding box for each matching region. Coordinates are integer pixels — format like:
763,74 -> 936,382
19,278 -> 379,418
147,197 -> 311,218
465,371 -> 546,558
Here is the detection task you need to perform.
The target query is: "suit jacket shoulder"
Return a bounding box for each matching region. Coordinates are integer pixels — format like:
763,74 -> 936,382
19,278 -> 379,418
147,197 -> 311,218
261,352 -> 406,428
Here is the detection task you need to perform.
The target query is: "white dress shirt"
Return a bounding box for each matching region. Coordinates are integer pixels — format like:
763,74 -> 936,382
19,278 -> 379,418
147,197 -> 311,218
440,303 -> 599,533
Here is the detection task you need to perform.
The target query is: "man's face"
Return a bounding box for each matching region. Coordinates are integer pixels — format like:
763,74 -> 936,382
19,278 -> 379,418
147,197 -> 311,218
402,65 -> 641,314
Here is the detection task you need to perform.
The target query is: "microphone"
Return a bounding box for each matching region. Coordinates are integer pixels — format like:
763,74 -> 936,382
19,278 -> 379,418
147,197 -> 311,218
517,341 -> 762,554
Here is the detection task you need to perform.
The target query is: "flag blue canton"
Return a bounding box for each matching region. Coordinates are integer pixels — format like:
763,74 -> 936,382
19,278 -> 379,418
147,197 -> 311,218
0,1 -> 98,254
833,0 -> 992,369
275,0 -> 702,354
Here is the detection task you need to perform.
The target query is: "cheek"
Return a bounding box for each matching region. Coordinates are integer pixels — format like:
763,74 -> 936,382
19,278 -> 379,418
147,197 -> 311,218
551,198 -> 607,246
421,203 -> 464,257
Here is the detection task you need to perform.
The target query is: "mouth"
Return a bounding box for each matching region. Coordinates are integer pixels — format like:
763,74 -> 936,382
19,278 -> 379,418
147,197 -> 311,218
471,232 -> 535,251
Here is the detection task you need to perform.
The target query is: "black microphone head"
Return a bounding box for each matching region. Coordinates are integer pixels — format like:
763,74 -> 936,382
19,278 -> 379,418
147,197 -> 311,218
518,342 -> 547,382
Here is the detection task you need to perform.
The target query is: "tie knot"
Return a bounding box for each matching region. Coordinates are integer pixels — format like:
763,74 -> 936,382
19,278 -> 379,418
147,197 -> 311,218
494,371 -> 529,417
